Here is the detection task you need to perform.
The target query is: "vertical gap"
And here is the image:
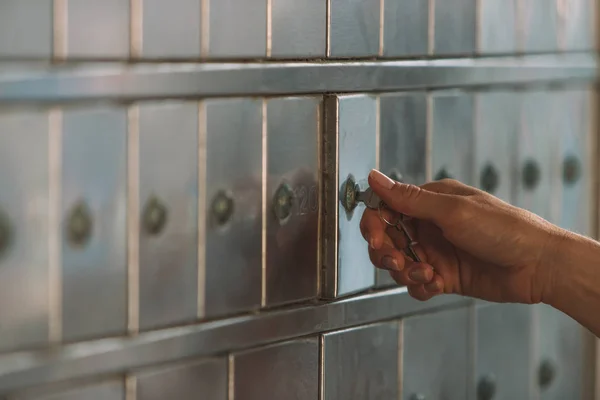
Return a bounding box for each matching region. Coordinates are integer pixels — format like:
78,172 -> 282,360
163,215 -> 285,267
266,0 -> 272,57
515,0 -> 524,54
398,320 -> 403,399
130,0 -> 143,58
425,94 -> 433,181
378,0 -> 385,56
201,0 -> 210,57
475,0 -> 481,54
428,0 -> 435,55
197,101 -> 207,319
48,108 -> 62,344
375,96 -> 381,170
326,0 -> 331,57
319,335 -> 325,400
261,100 -> 268,307
127,106 -> 140,336
53,0 -> 67,61
125,375 -> 137,400
333,98 -> 339,297
556,0 -> 565,52
469,303 -> 477,400
227,355 -> 235,400
316,101 -> 322,296
591,88 -> 600,400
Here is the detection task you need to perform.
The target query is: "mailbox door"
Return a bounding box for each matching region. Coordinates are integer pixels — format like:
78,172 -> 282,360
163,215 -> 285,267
271,0 -> 326,58
434,0 -> 476,55
0,1 -> 52,58
328,0 -> 380,58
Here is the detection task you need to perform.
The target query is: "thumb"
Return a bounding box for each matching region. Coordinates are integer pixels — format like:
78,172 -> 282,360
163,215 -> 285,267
368,170 -> 461,224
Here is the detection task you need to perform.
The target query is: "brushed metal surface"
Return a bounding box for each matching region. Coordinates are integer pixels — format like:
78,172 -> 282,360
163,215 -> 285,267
11,381 -> 124,400
383,0 -> 428,57
475,303 -> 532,399
478,0 -> 517,54
323,95 -> 377,298
204,99 -> 262,318
0,54 -> 596,101
431,91 -> 475,185
0,0 -> 52,58
475,91 -> 519,202
434,0 -> 477,55
61,107 -> 128,342
138,102 -> 198,330
561,0 -> 595,51
521,0 -> 558,53
328,0 -> 380,57
234,338 -> 319,400
377,92 -> 427,287
402,306 -> 471,399
141,0 -> 202,59
0,110 -> 49,352
207,0 -> 267,58
66,0 -> 130,59
136,358 -> 227,400
265,97 -> 320,307
271,0 -> 326,58
322,322 -> 400,400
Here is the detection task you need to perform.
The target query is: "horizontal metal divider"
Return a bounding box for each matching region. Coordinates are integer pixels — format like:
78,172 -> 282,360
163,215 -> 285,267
0,289 -> 470,395
0,53 -> 597,102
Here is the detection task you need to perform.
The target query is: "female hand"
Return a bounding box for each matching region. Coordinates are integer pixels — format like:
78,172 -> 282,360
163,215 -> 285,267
361,170 -> 564,304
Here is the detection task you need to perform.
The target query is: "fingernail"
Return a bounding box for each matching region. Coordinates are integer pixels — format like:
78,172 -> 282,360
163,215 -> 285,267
381,256 -> 398,271
409,266 -> 433,283
368,235 -> 376,249
425,280 -> 441,293
369,170 -> 395,190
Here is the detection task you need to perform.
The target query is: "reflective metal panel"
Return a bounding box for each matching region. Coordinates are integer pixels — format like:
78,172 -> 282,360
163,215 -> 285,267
138,102 -> 198,330
328,0 -> 380,58
207,0 -> 267,58
402,307 -> 471,399
383,0 -> 428,57
141,0 -> 202,59
478,0 -> 517,54
136,358 -> 227,400
377,92 -> 427,287
265,97 -> 320,307
475,303 -> 532,399
234,338 -> 319,400
0,111 -> 49,352
271,0 -> 326,58
431,91 -> 475,185
434,0 -> 476,55
204,99 -> 262,318
0,0 -> 52,58
323,95 -> 377,298
12,381 -> 124,400
61,107 -> 127,341
66,0 -> 130,58
520,0 -> 558,53
322,322 -> 399,400
561,0 -> 595,51
475,92 -> 519,202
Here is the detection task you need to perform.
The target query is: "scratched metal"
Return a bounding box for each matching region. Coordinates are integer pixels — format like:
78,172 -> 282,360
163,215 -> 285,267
434,0 -> 476,55
478,0 -> 517,54
383,0 -> 428,57
328,0 -> 380,58
271,0 -> 326,58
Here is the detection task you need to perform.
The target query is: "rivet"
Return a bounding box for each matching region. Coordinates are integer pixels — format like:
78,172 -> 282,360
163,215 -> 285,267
480,163 -> 499,194
435,167 -> 452,181
142,196 -> 168,235
211,190 -> 235,226
562,155 -> 581,185
522,159 -> 541,190
273,182 -> 294,222
341,176 -> 359,213
0,208 -> 12,259
66,201 -> 93,247
538,359 -> 557,389
477,374 -> 497,400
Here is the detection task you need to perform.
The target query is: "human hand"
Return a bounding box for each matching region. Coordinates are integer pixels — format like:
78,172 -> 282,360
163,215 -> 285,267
361,170 -> 563,304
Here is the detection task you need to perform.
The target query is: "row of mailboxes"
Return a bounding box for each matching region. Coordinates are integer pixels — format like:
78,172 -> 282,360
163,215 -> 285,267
5,305 -> 589,399
0,88 -> 592,352
0,0 -> 594,59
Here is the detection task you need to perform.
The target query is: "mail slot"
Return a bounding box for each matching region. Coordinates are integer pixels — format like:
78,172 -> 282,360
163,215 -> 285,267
478,0 -> 517,54
383,0 -> 428,57
328,0 -> 380,58
434,0 -> 476,55
0,0 -> 52,58
271,0 -> 326,58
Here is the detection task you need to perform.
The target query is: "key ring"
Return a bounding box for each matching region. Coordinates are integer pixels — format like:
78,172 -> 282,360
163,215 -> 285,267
377,201 -> 423,263
377,201 -> 403,228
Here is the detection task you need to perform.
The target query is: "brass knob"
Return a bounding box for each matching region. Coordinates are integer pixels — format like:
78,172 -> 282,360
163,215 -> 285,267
273,182 -> 294,222
211,190 -> 235,227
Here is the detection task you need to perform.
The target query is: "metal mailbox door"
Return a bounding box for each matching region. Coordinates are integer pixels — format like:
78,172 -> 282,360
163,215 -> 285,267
12,381 -> 124,400
323,95 -> 377,298
328,0 -> 380,58
383,0 -> 428,57
271,0 -> 326,58
0,0 -> 52,58
478,0 -> 517,55
561,0 -> 595,51
61,107 -> 128,342
434,0 -> 476,55
322,322 -> 400,399
520,0 -> 558,53
265,97 -> 320,307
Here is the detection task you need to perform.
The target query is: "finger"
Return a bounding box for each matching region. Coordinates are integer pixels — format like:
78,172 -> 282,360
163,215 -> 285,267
389,262 -> 435,285
424,274 -> 445,294
368,240 -> 408,272
407,284 -> 434,302
360,209 -> 386,249
421,180 -> 480,196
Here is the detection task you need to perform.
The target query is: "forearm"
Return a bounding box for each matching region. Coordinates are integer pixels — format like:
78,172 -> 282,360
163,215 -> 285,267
544,229 -> 600,337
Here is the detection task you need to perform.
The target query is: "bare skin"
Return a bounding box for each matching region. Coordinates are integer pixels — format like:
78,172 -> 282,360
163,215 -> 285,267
361,169 -> 600,337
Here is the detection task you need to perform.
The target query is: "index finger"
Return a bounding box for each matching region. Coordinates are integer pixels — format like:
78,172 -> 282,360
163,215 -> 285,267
359,207 -> 398,250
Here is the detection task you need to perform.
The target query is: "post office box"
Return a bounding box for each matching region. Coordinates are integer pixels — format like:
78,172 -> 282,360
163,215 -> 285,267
11,380 -> 124,400
234,338 -> 319,400
138,102 -> 198,330
207,0 -> 267,58
136,358 -> 227,400
328,0 -> 380,58
402,307 -> 471,399
561,0 -> 595,51
0,111 -> 49,352
322,322 -> 400,399
271,0 -> 326,58
516,91 -> 561,223
377,92 -> 427,287
475,303 -> 532,399
0,0 -> 52,58
66,0 -> 130,58
203,99 -> 262,318
520,0 -> 558,53
265,97 -> 320,307
140,0 -> 202,59
434,0 -> 476,55
478,0 -> 517,54
61,107 -> 127,342
322,95 -> 377,298
383,0 -> 428,57
431,91 -> 475,185
475,92 -> 519,203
